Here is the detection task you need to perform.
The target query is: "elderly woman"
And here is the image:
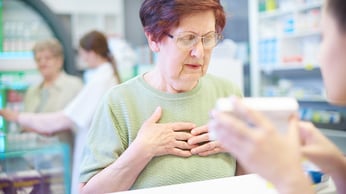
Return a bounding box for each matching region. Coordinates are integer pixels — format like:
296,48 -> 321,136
28,39 -> 83,115
209,0 -> 346,193
0,31 -> 121,194
3,38 -> 83,148
79,0 -> 243,193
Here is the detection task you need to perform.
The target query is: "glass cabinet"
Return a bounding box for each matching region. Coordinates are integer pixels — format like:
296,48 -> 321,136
0,142 -> 71,194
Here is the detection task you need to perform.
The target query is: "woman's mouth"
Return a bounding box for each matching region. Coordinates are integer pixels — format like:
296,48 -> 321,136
185,63 -> 202,69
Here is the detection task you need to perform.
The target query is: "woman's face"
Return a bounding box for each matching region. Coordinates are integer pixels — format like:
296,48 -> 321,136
35,49 -> 62,80
319,8 -> 346,105
78,48 -> 97,68
152,10 -> 217,92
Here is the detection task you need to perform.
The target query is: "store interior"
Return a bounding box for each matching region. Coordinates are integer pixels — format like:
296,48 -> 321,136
0,0 -> 345,193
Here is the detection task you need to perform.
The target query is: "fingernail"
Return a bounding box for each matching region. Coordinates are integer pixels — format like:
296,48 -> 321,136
191,128 -> 195,134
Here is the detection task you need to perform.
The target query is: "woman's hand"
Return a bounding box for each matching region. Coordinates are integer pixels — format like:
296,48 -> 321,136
188,125 -> 225,156
208,109 -> 302,179
299,121 -> 346,176
0,108 -> 19,122
208,97 -> 314,193
135,106 -> 196,158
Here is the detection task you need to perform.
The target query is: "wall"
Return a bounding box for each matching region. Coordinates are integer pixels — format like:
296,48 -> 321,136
42,0 -> 124,47
124,0 -> 146,47
222,0 -> 249,42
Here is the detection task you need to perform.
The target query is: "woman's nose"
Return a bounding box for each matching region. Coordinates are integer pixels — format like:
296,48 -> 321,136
190,40 -> 205,58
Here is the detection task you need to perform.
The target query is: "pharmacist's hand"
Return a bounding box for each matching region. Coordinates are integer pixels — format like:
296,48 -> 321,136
188,125 -> 225,156
208,98 -> 303,184
22,126 -> 53,136
299,121 -> 345,175
135,106 -> 196,158
0,108 -> 19,122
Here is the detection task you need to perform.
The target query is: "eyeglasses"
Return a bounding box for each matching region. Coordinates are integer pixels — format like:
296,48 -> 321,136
166,31 -> 223,50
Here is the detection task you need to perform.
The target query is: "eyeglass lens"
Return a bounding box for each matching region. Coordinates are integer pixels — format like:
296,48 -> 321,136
176,32 -> 221,49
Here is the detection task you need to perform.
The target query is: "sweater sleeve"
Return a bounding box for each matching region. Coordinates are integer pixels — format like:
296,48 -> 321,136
79,91 -> 125,183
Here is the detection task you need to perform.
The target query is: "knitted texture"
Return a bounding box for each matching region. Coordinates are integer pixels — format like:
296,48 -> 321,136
80,74 -> 242,189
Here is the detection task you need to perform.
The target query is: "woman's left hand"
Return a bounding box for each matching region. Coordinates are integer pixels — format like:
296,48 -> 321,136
188,125 -> 225,156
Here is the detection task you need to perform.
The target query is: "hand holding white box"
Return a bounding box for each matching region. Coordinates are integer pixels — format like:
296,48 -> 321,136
210,97 -> 299,140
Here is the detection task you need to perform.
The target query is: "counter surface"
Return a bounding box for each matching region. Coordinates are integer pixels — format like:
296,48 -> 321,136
111,174 -> 336,194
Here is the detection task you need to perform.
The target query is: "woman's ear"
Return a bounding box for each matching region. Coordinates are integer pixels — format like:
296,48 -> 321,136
145,32 -> 160,52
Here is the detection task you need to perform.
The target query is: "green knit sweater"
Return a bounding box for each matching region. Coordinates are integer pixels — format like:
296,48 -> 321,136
80,74 -> 242,189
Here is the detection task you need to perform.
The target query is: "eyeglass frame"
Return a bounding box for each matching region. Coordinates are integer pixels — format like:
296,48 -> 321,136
165,31 -> 224,50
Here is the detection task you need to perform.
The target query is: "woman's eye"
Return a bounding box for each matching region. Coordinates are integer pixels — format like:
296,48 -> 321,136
181,34 -> 196,41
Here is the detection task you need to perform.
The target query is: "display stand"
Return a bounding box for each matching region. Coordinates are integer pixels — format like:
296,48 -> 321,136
0,142 -> 71,194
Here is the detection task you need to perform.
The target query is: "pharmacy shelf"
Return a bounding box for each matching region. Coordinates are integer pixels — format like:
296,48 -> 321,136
259,30 -> 321,42
261,66 -> 321,78
249,0 -> 323,98
0,54 -> 36,71
0,62 -> 36,71
251,1 -> 345,135
279,30 -> 320,39
0,0 -> 77,75
0,143 -> 71,194
0,51 -> 33,59
259,1 -> 323,19
299,100 -> 346,131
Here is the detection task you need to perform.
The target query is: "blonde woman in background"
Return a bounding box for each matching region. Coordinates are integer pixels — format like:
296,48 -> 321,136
0,30 -> 121,194
209,0 -> 346,193
25,38 -> 83,151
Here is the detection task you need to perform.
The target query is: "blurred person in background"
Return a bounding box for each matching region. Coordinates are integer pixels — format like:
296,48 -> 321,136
27,38 -> 83,151
209,0 -> 346,193
79,0 -> 244,194
0,30 -> 121,194
1,38 -> 83,149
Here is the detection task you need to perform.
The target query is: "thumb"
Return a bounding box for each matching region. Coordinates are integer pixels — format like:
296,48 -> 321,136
145,106 -> 162,124
287,114 -> 300,145
288,114 -> 299,136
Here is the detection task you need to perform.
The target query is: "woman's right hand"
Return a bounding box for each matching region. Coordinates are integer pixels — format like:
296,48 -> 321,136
299,121 -> 346,194
135,106 -> 197,158
299,121 -> 346,175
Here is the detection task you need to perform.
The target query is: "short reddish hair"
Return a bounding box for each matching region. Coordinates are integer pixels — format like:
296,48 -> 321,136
139,0 -> 226,42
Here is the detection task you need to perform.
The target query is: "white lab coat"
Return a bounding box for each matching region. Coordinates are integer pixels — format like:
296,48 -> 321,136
63,62 -> 118,194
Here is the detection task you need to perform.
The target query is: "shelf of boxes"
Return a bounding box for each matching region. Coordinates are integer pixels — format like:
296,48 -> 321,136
250,0 -> 324,100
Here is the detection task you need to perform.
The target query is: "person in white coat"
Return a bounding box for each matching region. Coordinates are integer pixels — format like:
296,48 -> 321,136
0,30 -> 121,194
